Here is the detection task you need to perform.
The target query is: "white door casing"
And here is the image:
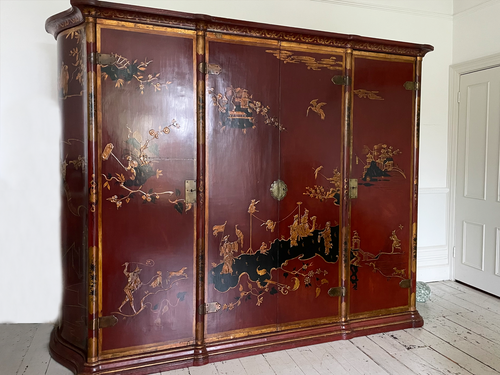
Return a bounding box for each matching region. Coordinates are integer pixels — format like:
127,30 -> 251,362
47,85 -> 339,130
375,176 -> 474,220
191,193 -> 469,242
454,65 -> 500,296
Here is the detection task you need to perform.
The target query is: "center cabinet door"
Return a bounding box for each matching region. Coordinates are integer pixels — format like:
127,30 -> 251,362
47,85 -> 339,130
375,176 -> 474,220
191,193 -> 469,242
205,35 -> 344,340
277,43 -> 344,328
97,21 -> 197,355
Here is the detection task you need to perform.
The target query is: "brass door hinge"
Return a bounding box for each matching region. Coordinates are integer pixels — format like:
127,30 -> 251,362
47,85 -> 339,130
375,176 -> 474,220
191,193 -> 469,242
399,279 -> 412,289
327,287 -> 346,297
403,81 -> 419,91
198,302 -> 221,315
331,75 -> 351,86
198,62 -> 222,75
93,315 -> 118,330
349,179 -> 358,199
185,180 -> 196,205
91,53 -> 117,66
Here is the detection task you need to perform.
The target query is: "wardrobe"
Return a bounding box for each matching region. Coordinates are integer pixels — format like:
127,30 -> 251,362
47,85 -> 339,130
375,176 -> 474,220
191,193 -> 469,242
46,1 -> 433,373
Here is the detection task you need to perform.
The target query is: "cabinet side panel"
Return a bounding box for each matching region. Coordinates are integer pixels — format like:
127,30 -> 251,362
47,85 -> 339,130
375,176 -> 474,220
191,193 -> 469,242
349,55 -> 415,316
58,25 -> 89,351
97,24 -> 197,353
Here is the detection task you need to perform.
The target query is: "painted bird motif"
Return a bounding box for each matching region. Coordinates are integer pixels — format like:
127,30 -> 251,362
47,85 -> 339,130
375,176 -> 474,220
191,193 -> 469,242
306,99 -> 327,120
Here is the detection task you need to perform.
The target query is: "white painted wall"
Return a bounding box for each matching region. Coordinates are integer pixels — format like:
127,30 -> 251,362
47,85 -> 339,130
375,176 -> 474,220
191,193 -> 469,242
453,0 -> 500,63
0,0 -> 453,323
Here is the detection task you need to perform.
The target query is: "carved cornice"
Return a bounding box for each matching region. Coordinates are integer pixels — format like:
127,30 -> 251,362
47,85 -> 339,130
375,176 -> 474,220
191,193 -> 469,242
45,7 -> 84,38
46,1 -> 433,56
82,6 -> 197,30
205,23 -> 433,57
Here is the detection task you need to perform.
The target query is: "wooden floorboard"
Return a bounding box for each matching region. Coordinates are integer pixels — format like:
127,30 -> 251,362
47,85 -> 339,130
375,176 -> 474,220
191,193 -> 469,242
2,281 -> 499,375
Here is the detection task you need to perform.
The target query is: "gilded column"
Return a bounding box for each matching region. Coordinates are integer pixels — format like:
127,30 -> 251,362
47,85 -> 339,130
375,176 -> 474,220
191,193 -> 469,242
85,15 -> 99,363
194,21 -> 208,365
340,48 -> 353,327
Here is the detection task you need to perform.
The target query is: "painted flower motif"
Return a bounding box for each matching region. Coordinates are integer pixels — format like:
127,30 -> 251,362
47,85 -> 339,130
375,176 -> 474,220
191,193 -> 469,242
149,129 -> 159,139
308,270 -> 315,277
116,201 -> 122,209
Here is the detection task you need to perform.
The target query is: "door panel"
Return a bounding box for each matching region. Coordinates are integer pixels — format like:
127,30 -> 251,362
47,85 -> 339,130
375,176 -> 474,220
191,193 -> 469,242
98,23 -> 197,353
455,66 -> 500,296
277,45 -> 344,326
205,37 -> 281,338
349,54 -> 415,316
205,40 -> 345,336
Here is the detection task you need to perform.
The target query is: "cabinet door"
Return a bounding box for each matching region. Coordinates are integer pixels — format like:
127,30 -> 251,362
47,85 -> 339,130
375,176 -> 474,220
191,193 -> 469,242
97,22 -> 197,354
205,37 -> 345,338
349,53 -> 416,317
277,43 -> 344,327
205,35 -> 281,339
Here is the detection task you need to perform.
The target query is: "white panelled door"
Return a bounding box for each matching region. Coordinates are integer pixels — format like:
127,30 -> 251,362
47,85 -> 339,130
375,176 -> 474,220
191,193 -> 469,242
455,66 -> 500,296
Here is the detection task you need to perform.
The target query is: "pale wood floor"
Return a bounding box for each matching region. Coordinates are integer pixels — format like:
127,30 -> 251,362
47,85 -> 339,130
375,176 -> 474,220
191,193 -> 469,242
2,281 -> 500,375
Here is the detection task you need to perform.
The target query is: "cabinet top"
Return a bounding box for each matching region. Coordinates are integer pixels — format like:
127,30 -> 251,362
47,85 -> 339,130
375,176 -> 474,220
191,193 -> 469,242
46,0 -> 433,57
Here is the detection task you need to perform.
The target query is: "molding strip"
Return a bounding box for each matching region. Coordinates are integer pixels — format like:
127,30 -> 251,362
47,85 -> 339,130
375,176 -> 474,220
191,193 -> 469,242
310,0 -> 452,19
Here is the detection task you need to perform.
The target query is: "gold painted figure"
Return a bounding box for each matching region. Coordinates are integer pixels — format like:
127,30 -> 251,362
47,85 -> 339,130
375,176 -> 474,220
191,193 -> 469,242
248,199 -> 260,214
118,262 -> 143,314
235,225 -> 244,248
390,230 -> 402,253
261,220 -> 276,233
212,221 -> 227,236
289,209 -> 316,247
220,235 -> 239,275
149,271 -> 163,289
319,222 -> 332,255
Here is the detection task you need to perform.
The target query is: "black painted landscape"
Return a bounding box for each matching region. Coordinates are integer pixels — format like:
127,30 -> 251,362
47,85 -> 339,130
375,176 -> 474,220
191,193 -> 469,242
210,226 -> 340,292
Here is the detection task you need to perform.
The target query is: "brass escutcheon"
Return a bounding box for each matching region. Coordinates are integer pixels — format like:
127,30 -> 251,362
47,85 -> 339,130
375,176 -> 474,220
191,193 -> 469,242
270,179 -> 287,201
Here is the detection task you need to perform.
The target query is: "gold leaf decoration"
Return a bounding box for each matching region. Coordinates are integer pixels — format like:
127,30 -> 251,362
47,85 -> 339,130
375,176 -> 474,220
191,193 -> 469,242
306,99 -> 327,120
266,50 -> 343,71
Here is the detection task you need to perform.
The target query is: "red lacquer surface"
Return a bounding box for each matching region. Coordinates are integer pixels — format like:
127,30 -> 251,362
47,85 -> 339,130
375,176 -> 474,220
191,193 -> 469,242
98,25 -> 197,352
47,3 -> 431,372
205,39 -> 281,336
349,56 -> 415,315
205,40 -> 345,336
278,47 -> 344,325
58,25 -> 88,351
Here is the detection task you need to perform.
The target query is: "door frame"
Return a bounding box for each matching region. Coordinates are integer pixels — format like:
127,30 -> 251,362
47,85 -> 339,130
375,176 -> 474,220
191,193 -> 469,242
448,52 -> 500,281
